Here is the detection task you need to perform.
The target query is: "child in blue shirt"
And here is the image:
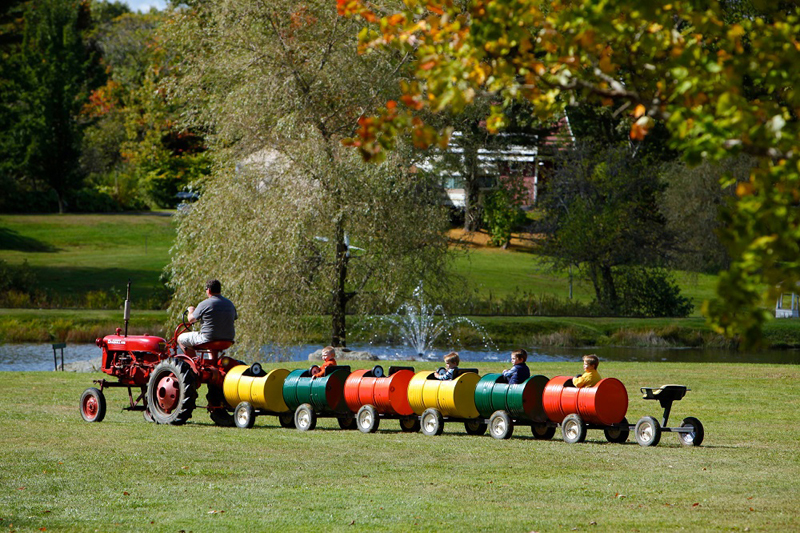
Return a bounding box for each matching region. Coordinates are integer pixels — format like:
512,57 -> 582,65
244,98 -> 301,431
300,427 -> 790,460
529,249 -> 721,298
436,352 -> 460,380
502,349 -> 531,385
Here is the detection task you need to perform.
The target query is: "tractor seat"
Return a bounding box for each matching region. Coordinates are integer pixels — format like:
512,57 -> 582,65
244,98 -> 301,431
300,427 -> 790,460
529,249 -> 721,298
641,384 -> 689,402
195,340 -> 234,353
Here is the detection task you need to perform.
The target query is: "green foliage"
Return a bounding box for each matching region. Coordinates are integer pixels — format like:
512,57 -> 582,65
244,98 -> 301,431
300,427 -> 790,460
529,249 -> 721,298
0,259 -> 37,294
481,175 -> 527,248
343,0 -> 800,346
538,142 -> 676,314
614,266 -> 694,318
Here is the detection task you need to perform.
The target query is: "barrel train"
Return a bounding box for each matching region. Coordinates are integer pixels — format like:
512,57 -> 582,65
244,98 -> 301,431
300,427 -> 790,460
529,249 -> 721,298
80,324 -> 704,447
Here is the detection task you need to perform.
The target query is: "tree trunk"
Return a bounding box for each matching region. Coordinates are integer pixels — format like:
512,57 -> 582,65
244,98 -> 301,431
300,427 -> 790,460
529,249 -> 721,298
462,143 -> 481,231
600,264 -> 619,315
330,220 -> 349,347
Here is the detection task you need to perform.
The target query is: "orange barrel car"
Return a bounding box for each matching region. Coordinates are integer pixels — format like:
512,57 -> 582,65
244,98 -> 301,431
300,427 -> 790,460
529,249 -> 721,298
406,368 -> 484,436
474,373 -> 552,440
344,366 -> 420,433
542,376 -> 630,444
222,363 -> 295,429
282,365 -> 353,431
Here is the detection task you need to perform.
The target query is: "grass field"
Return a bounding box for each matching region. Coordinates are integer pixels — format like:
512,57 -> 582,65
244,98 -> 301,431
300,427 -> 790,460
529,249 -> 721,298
0,214 -> 175,298
1,362 -> 798,532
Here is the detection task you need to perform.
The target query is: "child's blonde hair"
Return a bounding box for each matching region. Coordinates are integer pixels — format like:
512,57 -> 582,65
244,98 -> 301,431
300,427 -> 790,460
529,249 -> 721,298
511,349 -> 528,362
583,354 -> 599,368
444,352 -> 460,366
322,346 -> 336,357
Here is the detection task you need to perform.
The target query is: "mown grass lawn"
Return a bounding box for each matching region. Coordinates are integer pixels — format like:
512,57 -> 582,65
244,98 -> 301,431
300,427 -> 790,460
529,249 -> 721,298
0,213 -> 175,296
1,362 -> 798,532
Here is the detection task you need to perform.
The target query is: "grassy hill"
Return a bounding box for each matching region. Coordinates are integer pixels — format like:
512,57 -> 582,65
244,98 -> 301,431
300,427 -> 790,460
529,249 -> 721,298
2,213 -> 796,347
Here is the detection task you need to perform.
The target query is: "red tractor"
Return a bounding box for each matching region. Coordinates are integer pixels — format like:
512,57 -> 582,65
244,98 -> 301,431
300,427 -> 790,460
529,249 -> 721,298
79,284 -> 242,426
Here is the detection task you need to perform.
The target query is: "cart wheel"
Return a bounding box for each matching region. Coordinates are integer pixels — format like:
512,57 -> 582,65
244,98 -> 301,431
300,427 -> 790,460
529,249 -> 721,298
531,423 -> 555,440
250,362 -> 264,376
421,408 -> 444,436
80,387 -> 106,423
678,416 -> 704,446
234,402 -> 255,429
357,405 -> 380,433
399,417 -> 420,433
278,412 -> 295,429
207,386 -> 235,427
337,416 -> 357,430
464,419 -> 488,436
489,411 -> 513,440
561,413 -> 587,444
294,403 -> 317,431
372,365 -> 384,378
635,416 -> 662,447
604,417 -> 630,444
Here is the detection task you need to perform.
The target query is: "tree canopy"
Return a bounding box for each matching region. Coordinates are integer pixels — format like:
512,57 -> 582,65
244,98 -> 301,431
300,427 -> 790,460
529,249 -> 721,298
163,0 -> 451,353
340,0 -> 800,345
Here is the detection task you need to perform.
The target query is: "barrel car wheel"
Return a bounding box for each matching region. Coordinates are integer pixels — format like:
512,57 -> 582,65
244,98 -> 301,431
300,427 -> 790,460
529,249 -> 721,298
421,408 -> 444,436
278,412 -> 295,429
357,405 -> 380,433
399,418 -> 421,433
531,423 -> 556,440
678,416 -> 704,447
145,359 -> 197,425
489,411 -> 513,440
561,413 -> 587,444
604,417 -> 630,444
294,403 -> 317,431
464,419 -> 488,436
80,387 -> 106,423
207,386 -> 235,427
635,416 -> 662,447
234,402 -> 256,429
338,416 -> 357,430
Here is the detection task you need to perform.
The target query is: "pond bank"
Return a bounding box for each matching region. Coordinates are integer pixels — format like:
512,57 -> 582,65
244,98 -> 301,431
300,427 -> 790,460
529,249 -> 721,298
3,308 -> 800,350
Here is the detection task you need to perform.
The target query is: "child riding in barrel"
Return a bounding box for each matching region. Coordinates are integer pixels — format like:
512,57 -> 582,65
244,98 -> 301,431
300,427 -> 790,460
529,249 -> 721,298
573,354 -> 602,388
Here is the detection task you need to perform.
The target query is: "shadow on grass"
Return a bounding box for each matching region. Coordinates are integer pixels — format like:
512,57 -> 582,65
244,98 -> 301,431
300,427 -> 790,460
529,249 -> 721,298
0,227 -> 59,252
29,265 -> 165,293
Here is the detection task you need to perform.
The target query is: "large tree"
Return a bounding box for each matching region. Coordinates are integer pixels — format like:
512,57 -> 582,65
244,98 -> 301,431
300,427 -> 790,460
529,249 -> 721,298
537,142 -> 676,313
340,0 -> 800,345
16,0 -> 95,213
163,0 -> 451,352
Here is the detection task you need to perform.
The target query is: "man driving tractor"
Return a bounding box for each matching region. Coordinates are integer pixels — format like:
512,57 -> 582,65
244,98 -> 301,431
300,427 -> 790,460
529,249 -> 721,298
178,279 -> 237,357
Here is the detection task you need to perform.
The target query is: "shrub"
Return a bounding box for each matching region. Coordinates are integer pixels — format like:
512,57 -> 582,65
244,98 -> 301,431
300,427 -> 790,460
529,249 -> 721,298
614,266 -> 693,317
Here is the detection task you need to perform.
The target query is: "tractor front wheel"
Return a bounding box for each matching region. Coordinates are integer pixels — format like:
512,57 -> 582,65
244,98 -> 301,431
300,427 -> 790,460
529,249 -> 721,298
146,359 -> 197,425
80,387 -> 106,423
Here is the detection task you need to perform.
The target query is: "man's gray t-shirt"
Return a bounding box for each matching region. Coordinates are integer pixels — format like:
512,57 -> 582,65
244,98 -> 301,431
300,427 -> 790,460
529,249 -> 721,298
193,295 -> 237,340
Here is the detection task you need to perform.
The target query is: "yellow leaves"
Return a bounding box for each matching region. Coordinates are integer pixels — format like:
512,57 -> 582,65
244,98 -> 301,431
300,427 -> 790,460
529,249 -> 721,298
598,46 -> 615,73
727,24 -> 746,39
630,116 -> 654,140
737,181 -> 755,197
634,104 -> 646,118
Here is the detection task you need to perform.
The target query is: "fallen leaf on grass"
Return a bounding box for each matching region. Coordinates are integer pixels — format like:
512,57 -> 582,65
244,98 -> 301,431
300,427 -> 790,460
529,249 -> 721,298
590,521 -> 597,525
692,503 -> 700,507
39,528 -> 46,531
349,520 -> 355,525
18,487 -> 25,490
123,492 -> 129,496
207,510 -> 225,514
750,508 -> 755,512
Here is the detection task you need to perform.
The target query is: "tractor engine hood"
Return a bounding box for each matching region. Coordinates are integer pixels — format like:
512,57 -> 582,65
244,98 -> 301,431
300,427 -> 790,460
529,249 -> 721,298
97,334 -> 167,353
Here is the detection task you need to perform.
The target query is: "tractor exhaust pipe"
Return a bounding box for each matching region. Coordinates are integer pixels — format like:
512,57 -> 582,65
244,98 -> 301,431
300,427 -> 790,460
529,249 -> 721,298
123,280 -> 131,337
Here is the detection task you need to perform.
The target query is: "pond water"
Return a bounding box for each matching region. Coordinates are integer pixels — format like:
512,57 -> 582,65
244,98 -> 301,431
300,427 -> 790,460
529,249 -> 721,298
1,342 -> 797,371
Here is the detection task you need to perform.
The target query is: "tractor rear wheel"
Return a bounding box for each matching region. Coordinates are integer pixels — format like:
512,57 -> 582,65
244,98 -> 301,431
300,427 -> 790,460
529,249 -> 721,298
207,386 -> 235,427
146,359 -> 197,425
80,387 -> 106,423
